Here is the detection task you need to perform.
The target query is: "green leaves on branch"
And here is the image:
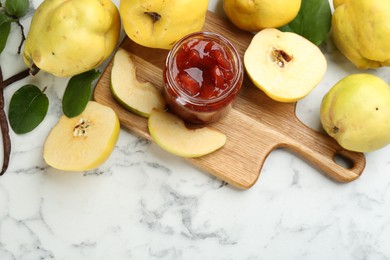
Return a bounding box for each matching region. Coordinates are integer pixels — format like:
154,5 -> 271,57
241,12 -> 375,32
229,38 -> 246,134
5,0 -> 29,18
7,69 -> 101,135
0,0 -> 29,54
0,11 -> 13,53
279,0 -> 331,46
1,0 -> 35,175
62,69 -> 100,118
8,85 -> 49,134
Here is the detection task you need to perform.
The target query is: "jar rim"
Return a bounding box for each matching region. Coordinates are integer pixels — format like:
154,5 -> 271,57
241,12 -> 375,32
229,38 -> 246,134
165,31 -> 243,106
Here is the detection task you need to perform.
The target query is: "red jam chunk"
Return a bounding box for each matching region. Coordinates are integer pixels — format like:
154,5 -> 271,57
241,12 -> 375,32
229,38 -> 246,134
173,39 -> 235,100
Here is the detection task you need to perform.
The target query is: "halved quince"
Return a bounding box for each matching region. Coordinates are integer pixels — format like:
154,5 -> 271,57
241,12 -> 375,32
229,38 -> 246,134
148,109 -> 227,157
244,28 -> 327,102
43,101 -> 120,171
110,48 -> 166,117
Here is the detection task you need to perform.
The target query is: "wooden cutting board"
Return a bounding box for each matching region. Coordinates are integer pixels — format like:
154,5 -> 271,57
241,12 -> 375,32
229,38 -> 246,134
93,11 -> 366,189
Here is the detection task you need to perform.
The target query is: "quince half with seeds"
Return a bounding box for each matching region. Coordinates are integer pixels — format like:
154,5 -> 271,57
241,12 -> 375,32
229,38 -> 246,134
244,28 -> 327,102
43,101 -> 120,171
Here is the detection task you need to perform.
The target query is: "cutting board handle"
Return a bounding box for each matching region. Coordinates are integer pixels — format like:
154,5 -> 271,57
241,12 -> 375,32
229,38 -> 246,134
283,121 -> 366,182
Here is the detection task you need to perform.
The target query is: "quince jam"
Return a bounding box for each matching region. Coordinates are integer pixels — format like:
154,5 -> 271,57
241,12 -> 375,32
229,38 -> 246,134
164,32 -> 243,124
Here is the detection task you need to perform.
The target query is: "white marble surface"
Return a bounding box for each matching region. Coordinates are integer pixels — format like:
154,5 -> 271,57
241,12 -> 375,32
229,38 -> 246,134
1,0 -> 390,259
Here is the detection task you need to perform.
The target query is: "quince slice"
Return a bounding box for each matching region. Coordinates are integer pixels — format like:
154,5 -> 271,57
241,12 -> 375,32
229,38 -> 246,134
244,28 -> 327,102
148,109 -> 227,158
110,48 -> 166,117
43,101 -> 120,171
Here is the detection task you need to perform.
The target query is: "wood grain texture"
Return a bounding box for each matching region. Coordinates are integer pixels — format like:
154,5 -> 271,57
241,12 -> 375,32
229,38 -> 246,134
93,11 -> 366,189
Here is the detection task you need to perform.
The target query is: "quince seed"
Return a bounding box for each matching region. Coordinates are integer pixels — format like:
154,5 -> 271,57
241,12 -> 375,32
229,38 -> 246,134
73,118 -> 91,137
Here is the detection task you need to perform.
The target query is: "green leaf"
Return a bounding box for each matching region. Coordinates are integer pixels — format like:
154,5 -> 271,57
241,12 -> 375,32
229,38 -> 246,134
279,0 -> 331,46
62,69 -> 100,118
0,12 -> 12,53
8,85 -> 49,134
5,0 -> 29,18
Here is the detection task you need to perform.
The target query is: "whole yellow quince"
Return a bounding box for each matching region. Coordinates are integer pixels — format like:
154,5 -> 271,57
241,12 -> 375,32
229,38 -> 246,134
223,0 -> 301,32
119,0 -> 208,50
332,0 -> 390,69
320,74 -> 390,153
23,0 -> 121,77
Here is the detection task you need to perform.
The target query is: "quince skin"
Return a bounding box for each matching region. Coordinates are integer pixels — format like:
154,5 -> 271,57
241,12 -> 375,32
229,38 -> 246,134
119,0 -> 208,49
332,0 -> 390,69
23,0 -> 121,77
320,74 -> 390,153
223,0 -> 301,32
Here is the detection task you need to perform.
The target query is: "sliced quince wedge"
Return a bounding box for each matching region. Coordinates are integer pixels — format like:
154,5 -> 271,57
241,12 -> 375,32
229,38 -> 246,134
110,48 -> 166,117
244,28 -> 327,102
148,109 -> 227,157
43,101 -> 120,171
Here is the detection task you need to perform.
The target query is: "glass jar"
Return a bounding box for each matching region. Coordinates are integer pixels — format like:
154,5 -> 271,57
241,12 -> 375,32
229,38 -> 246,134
163,31 -> 243,124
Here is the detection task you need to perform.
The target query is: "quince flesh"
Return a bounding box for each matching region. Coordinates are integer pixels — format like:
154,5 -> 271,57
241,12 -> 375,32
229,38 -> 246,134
320,74 -> 390,152
43,101 -> 120,171
223,0 -> 301,31
332,0 -> 390,69
244,28 -> 327,102
23,0 -> 121,77
148,109 -> 226,158
110,48 -> 166,117
119,0 -> 208,49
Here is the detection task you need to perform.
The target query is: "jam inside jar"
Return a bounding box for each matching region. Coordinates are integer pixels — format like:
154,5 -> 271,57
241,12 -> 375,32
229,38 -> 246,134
163,32 -> 243,124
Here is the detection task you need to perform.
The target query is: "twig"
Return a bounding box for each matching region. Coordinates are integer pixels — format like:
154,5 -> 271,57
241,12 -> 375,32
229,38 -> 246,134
15,19 -> 26,54
1,68 -> 30,87
0,66 -> 31,175
0,66 -> 9,175
0,86 -> 10,175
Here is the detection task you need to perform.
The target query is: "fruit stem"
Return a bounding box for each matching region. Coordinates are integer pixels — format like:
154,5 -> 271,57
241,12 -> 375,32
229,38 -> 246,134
30,63 -> 40,76
144,12 -> 161,23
